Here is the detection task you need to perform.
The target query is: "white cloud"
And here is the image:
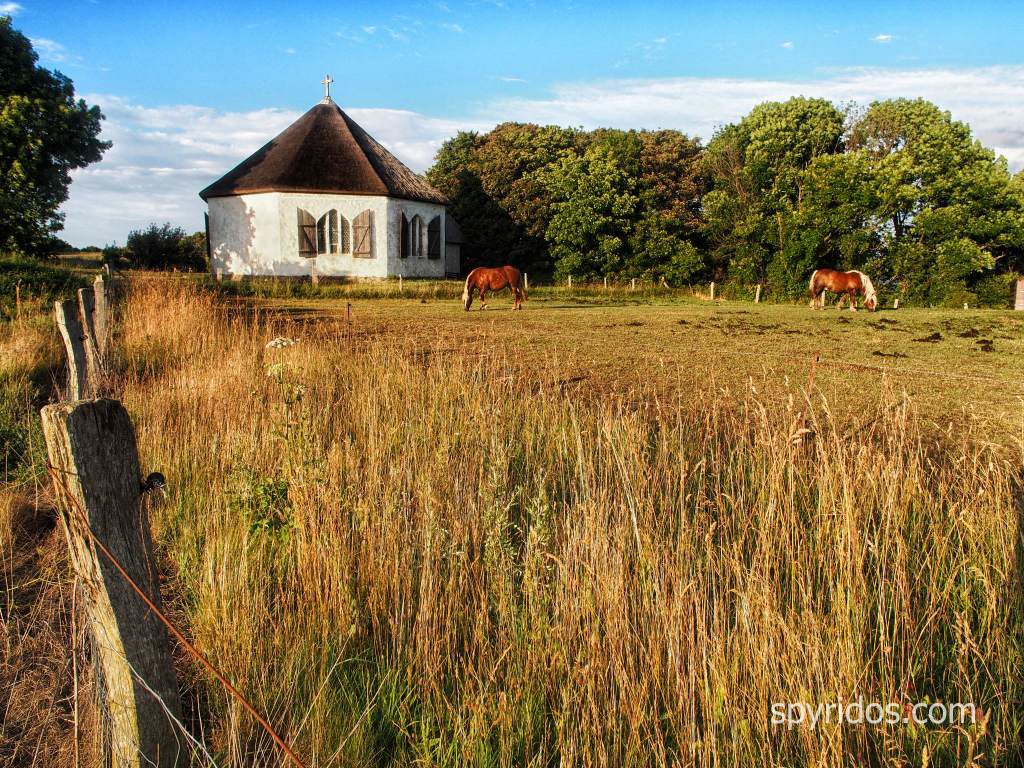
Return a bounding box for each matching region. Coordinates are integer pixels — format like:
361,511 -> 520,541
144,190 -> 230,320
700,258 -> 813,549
0,2 -> 24,15
31,37 -> 82,66
780,41 -> 794,49
282,47 -> 296,55
872,34 -> 894,43
498,75 -> 527,83
361,25 -> 377,34
441,22 -> 464,33
59,66 -> 1024,245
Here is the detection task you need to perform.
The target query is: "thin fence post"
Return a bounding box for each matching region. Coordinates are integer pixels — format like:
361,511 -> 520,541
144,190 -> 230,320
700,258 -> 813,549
894,298 -> 900,310
568,274 -> 572,289
55,299 -> 89,399
42,399 -> 182,767
604,276 -> 608,290
710,282 -> 716,301
755,284 -> 762,304
1015,279 -> 1024,310
631,278 -> 636,291
311,261 -> 319,287
15,279 -> 21,322
399,274 -> 403,293
93,275 -> 109,359
77,287 -> 103,391
524,273 -> 529,290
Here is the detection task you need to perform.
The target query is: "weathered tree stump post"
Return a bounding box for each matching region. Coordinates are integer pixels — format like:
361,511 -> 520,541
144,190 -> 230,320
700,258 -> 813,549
42,399 -> 182,767
93,275 -> 109,358
55,300 -> 90,399
78,287 -> 103,390
710,282 -> 716,301
755,284 -> 762,304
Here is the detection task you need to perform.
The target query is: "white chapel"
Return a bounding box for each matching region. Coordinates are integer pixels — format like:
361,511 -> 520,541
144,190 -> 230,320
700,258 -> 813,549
200,76 -> 460,279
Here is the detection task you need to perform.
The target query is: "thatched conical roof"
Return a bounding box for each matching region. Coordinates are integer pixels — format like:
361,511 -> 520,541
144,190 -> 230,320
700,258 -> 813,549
199,101 -> 447,205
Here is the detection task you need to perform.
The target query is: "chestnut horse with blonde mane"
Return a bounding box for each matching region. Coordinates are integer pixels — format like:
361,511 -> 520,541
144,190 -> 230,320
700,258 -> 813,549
463,266 -> 527,310
809,268 -> 878,311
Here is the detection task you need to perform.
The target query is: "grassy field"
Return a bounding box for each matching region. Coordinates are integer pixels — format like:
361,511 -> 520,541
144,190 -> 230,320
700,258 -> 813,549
245,284 -> 1024,441
4,274 -> 1024,767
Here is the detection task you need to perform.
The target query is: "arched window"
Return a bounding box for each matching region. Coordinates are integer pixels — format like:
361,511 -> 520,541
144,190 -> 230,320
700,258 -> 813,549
353,210 -> 374,258
399,212 -> 410,259
317,210 -> 339,255
411,215 -> 424,257
427,216 -> 441,259
339,214 -> 350,253
297,208 -> 316,257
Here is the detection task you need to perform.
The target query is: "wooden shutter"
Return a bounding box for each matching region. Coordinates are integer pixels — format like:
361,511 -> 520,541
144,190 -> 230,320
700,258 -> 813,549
353,210 -> 373,257
427,216 -> 441,259
316,214 -> 328,254
297,209 -> 316,257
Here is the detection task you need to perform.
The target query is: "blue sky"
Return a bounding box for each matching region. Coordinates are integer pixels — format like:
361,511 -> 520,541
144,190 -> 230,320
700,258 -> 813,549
7,0 -> 1024,245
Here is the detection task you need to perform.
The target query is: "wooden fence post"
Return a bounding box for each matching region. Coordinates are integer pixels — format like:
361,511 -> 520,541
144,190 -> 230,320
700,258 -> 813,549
15,279 -> 21,322
894,298 -> 900,310
755,284 -> 762,304
1015,279 -> 1024,310
55,299 -> 90,399
42,399 -> 182,767
568,274 -> 572,289
524,273 -> 529,290
398,274 -> 403,293
630,278 -> 636,291
311,261 -> 319,287
93,275 -> 109,359
710,282 -> 716,301
604,276 -> 608,290
78,287 -> 103,389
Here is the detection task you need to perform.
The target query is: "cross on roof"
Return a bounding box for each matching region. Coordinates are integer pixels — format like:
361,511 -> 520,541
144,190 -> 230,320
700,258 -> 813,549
321,74 -> 334,103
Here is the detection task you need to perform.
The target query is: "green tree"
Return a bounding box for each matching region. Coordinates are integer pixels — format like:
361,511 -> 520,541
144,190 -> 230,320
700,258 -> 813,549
702,98 -> 848,295
849,98 -> 1024,303
535,143 -> 640,280
0,17 -> 109,254
125,223 -> 206,271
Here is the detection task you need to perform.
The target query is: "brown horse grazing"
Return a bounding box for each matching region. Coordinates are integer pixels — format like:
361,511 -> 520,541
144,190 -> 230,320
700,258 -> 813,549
463,266 -> 527,311
809,268 -> 877,311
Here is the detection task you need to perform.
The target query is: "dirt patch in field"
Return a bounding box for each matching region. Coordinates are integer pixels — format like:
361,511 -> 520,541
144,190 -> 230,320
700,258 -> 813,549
913,332 -> 943,343
958,328 -> 980,338
872,350 -> 908,359
976,339 -> 995,352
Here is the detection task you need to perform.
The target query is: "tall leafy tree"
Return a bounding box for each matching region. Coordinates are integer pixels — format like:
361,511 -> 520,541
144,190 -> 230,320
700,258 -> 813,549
702,98 -> 847,295
0,17 -> 109,254
848,99 -> 1024,302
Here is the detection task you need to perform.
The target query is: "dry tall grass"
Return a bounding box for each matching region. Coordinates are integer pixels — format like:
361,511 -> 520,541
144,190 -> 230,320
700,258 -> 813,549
32,277 -> 1024,765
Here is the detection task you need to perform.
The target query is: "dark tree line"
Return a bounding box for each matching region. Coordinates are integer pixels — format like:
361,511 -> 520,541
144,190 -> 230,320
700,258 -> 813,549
427,98 -> 1024,306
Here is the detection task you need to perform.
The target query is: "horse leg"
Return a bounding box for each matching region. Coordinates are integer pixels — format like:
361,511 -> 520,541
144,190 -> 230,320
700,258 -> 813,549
850,293 -> 858,312
479,287 -> 488,310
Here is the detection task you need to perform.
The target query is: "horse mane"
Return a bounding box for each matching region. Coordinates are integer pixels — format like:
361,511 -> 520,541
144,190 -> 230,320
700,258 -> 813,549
852,270 -> 876,300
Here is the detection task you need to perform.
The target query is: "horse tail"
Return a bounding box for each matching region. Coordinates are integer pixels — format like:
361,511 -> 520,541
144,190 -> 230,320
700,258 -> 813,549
462,269 -> 475,309
808,269 -> 820,296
